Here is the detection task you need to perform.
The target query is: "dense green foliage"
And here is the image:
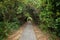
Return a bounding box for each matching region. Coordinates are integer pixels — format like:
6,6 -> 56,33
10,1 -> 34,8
0,0 -> 27,40
0,0 -> 60,40
39,0 -> 60,37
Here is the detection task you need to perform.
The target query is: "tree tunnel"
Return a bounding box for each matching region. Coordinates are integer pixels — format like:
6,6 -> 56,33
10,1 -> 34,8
17,4 -> 40,24
1,0 -> 60,40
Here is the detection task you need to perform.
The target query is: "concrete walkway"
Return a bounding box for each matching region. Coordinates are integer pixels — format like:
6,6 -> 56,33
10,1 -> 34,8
19,21 -> 37,40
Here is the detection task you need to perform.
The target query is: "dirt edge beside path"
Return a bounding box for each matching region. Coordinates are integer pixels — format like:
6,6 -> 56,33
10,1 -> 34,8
33,24 -> 49,40
6,23 -> 27,40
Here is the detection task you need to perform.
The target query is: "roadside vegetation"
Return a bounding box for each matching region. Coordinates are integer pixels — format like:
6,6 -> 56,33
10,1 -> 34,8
0,0 -> 60,40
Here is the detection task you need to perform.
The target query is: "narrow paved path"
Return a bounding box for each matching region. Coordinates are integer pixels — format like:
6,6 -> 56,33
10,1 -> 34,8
7,21 -> 58,40
19,21 -> 37,40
